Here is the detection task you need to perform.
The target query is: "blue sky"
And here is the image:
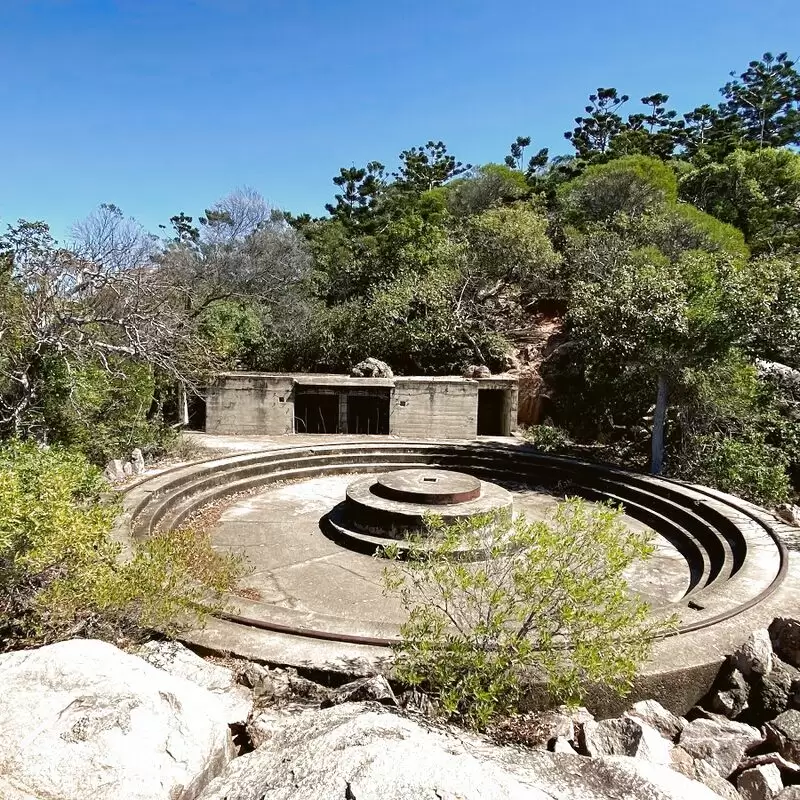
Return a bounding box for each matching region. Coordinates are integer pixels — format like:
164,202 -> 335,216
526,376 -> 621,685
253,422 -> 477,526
2,0 -> 798,240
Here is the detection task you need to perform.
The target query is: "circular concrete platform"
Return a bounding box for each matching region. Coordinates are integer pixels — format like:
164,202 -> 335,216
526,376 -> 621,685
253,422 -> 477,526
343,469 -> 513,542
374,468 -> 481,504
116,438 -> 798,715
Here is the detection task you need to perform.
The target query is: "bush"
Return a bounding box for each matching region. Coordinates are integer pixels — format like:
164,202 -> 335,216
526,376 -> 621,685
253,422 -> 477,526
521,424 -> 573,453
382,499 -> 673,728
675,432 -> 790,506
0,441 -> 245,650
36,357 -> 174,464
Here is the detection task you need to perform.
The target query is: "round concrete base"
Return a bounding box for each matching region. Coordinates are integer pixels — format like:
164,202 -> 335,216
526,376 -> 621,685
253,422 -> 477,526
116,438 -> 798,715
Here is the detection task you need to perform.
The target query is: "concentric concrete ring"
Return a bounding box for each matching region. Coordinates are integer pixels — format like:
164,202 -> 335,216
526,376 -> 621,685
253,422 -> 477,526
343,470 -> 513,541
115,439 -> 798,714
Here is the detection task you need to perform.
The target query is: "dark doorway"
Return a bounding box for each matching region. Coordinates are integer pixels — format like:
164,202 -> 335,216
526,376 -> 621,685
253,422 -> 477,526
187,394 -> 206,431
477,389 -> 507,436
347,392 -> 390,435
295,392 -> 339,434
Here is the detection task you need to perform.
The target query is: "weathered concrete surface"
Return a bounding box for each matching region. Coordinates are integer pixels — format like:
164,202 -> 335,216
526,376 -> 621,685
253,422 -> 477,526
204,372 -> 518,439
212,475 -> 679,632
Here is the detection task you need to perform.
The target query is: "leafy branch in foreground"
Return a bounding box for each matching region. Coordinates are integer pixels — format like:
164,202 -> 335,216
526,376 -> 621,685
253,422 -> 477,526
382,499 -> 675,728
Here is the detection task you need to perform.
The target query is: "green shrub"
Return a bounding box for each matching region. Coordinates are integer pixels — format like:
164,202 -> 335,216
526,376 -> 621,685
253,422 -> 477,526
0,441 -> 245,650
521,425 -> 573,453
382,499 -> 673,728
37,357 -> 174,464
675,432 -> 790,506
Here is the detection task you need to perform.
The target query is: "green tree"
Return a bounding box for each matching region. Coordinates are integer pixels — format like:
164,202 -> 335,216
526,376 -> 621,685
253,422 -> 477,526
383,501 -> 670,728
567,245 -> 751,473
564,88 -> 630,160
679,148 -> 800,254
464,203 -> 562,303
720,51 -> 800,149
324,161 -> 387,229
0,441 -> 245,649
504,135 -> 549,177
446,164 -> 529,217
394,141 -> 472,192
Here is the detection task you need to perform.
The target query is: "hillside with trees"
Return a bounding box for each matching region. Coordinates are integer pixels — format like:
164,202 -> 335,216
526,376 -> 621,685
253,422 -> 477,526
2,51 -> 799,504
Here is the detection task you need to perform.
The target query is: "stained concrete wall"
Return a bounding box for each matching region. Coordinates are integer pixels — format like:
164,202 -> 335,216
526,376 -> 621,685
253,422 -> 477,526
390,378 -> 479,438
204,372 -> 518,438
205,374 -> 295,435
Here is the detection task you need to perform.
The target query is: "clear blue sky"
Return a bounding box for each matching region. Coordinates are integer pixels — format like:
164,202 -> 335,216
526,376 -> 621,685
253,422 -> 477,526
2,0 -> 798,240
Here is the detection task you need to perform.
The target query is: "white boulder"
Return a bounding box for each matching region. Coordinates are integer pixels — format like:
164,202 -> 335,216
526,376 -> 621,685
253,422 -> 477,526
137,639 -> 253,725
0,639 -> 234,800
199,702 -> 728,800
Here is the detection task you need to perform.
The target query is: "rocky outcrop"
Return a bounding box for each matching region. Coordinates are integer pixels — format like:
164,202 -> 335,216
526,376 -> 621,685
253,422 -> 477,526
735,630 -> 775,678
0,639 -> 235,800
579,716 -> 672,764
323,674 -> 397,707
462,364 -> 492,378
678,716 -> 763,777
198,703 -> 725,800
350,357 -> 394,378
137,639 -> 253,725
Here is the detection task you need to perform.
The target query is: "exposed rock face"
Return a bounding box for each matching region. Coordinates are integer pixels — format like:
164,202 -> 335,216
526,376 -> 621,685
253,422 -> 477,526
350,357 -> 394,378
323,674 -> 397,707
747,658 -> 800,725
131,447 -> 146,475
491,707 -> 592,749
776,505 -> 800,527
735,630 -> 775,678
678,716 -> 762,777
198,703 -> 726,800
462,364 -> 492,378
579,716 -> 672,764
103,458 -> 126,482
626,699 -> 685,742
708,661 -> 751,717
766,710 -> 800,763
0,639 -> 234,800
771,619 -> 800,669
137,639 -> 253,725
737,763 -> 784,800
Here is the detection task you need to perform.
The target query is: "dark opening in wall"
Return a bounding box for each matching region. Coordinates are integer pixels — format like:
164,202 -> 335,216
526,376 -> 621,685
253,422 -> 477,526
187,394 -> 207,431
477,389 -> 507,436
295,393 -> 339,434
347,392 -> 390,435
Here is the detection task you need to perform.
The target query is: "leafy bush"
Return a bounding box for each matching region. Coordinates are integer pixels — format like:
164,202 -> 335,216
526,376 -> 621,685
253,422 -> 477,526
36,357 -> 174,464
0,441 -> 245,650
675,432 -> 790,506
558,156 -> 679,225
382,499 -> 673,728
521,425 -> 573,453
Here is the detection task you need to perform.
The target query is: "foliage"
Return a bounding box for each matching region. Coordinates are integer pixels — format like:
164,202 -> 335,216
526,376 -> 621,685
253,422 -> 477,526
558,156 -> 678,225
382,500 -> 671,728
719,52 -> 800,150
679,148 -> 800,254
676,433 -> 789,505
36,358 -> 173,463
446,164 -> 530,217
521,425 -> 573,453
0,441 -> 245,650
464,203 -> 562,299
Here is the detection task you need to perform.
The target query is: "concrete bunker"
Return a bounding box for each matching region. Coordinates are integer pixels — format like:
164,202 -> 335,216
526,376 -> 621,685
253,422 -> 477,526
204,372 -> 518,438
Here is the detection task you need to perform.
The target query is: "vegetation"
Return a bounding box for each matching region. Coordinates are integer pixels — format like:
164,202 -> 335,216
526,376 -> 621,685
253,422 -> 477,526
382,501 -> 674,728
0,441 -> 244,651
0,48 -> 798,654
